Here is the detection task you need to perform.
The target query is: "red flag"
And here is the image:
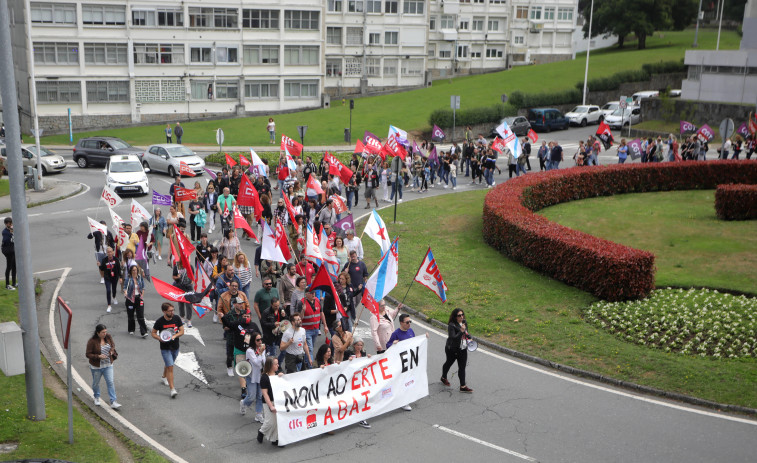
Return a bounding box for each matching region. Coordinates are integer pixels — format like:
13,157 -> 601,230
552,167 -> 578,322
169,235 -> 181,264
281,135 -> 303,156
380,134 -> 407,161
233,206 -> 258,241
491,137 -> 505,154
237,174 -> 263,221
152,277 -> 190,303
306,175 -> 324,196
324,152 -> 354,184
309,264 -> 347,317
275,218 -> 292,261
179,162 -> 196,177
173,225 -> 195,282
361,290 -> 380,322
354,139 -> 365,154
225,153 -> 237,167
749,112 -> 757,136
329,195 -> 348,215
174,186 -> 197,202
527,129 -> 538,144
282,193 -> 298,226
364,136 -> 382,156
239,155 -> 251,167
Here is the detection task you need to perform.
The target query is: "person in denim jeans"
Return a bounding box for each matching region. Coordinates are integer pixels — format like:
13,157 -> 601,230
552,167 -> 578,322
241,333 -> 266,422
281,312 -> 309,373
296,289 -> 329,369
85,324 -> 121,409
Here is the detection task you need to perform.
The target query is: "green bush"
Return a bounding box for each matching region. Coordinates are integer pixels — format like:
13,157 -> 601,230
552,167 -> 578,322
509,88 -> 582,109
204,151 -> 353,167
428,103 -> 516,128
573,60 -> 683,93
641,59 -> 685,75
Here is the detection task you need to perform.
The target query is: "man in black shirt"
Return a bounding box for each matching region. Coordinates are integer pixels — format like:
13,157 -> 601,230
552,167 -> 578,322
151,302 -> 185,398
549,141 -> 563,170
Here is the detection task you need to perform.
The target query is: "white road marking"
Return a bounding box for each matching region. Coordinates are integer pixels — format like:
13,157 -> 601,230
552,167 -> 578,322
433,424 -> 538,462
48,267 -> 190,463
174,352 -> 208,385
35,267 -> 71,274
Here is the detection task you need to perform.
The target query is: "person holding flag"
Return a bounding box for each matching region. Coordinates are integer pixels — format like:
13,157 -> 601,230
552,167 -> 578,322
169,175 -> 187,216
172,258 -> 195,328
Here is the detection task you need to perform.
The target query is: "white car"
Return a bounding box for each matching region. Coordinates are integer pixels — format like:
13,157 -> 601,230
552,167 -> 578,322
140,144 -> 205,177
565,105 -> 602,127
605,107 -> 642,129
600,101 -> 620,119
104,154 -> 150,196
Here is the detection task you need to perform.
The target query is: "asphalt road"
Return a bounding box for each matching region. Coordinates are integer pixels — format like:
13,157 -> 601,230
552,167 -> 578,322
27,129 -> 755,463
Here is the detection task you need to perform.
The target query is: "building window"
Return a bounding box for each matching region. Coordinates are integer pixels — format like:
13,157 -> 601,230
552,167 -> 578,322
284,45 -> 319,65
215,81 -> 239,99
284,80 -> 318,98
516,6 -> 528,19
486,48 -> 503,58
132,10 -> 155,26
530,7 -> 541,20
401,58 -> 423,76
284,10 -> 319,30
36,81 -> 81,103
439,50 -> 451,58
190,81 -> 214,100
513,35 -> 524,45
427,44 -> 435,58
440,15 -> 454,29
216,46 -> 238,64
457,45 -> 468,58
188,8 -> 237,28
327,27 -> 342,45
368,32 -> 380,45
84,43 -> 127,65
134,43 -> 184,64
348,0 -> 364,13
487,19 -> 500,31
33,42 -> 78,64
490,0 -> 505,3
544,7 -> 555,20
328,0 -> 342,12
242,9 -> 279,29
245,81 -> 279,98
190,46 -> 213,63
472,18 -> 484,31
385,31 -> 398,45
158,8 -> 183,26
385,0 -> 398,13
687,66 -> 701,81
188,8 -> 211,27
326,59 -> 342,77
82,4 -> 126,25
470,49 -> 481,58
345,57 -> 362,75
346,27 -> 363,45
366,0 -> 381,13
429,16 -> 436,30
473,0 -> 484,3
459,19 -> 469,30
366,58 -> 380,76
403,0 -> 424,14
557,7 -> 573,21
86,80 -> 128,102
31,2 -> 76,24
135,80 -> 185,103
383,58 -> 397,75
243,45 -> 279,64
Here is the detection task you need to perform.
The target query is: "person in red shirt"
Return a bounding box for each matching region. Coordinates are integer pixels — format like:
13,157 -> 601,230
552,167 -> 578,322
295,259 -> 315,285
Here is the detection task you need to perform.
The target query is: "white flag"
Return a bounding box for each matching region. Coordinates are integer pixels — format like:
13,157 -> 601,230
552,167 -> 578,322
363,209 -> 390,256
101,185 -> 123,208
495,121 -> 522,158
249,148 -> 268,177
109,208 -> 128,251
365,239 -> 399,301
260,221 -> 287,264
87,217 -> 108,236
304,223 -> 324,264
130,199 -> 151,227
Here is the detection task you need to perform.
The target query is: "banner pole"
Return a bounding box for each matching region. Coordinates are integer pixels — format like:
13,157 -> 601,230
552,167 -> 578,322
397,246 -> 430,316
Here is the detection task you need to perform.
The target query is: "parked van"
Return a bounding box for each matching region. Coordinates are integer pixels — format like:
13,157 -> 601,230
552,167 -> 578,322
527,108 -> 569,132
631,91 -> 659,103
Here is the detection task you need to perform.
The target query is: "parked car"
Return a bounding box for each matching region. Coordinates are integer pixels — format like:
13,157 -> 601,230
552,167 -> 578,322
605,106 -> 642,129
1,144 -> 67,175
600,101 -> 621,119
565,105 -> 602,127
104,154 -> 150,196
140,144 -> 205,177
489,116 -> 532,138
527,108 -> 569,132
669,89 -> 682,97
73,136 -> 142,168
631,91 -> 659,104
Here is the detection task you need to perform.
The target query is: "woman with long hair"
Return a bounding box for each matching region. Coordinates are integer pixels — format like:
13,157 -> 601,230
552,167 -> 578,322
150,208 -> 167,261
333,237 -> 349,268
165,204 -> 183,266
258,356 -> 283,447
85,324 -> 121,409
219,229 -> 240,262
233,251 -> 253,299
440,308 -> 473,393
123,265 -> 148,337
315,343 -> 334,367
241,332 -> 266,423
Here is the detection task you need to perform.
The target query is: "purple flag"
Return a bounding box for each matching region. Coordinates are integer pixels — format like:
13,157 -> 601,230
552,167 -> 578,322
737,122 -> 749,138
627,139 -> 643,160
364,131 -> 380,144
680,120 -> 697,134
428,146 -> 438,162
204,168 -> 217,180
696,124 -> 715,143
432,125 -> 446,141
152,191 -> 172,206
334,214 -> 355,236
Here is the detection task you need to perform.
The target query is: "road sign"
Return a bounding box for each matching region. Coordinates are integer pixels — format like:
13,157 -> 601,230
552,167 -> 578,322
719,118 -> 735,140
501,94 -> 508,104
619,96 -> 628,110
57,297 -> 72,349
216,128 -> 224,146
297,125 -> 308,140
450,95 -> 460,110
31,128 -> 43,138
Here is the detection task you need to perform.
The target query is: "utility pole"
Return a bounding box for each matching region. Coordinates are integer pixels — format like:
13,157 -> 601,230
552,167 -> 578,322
693,0 -> 704,47
0,0 -> 46,421
581,0 -> 594,105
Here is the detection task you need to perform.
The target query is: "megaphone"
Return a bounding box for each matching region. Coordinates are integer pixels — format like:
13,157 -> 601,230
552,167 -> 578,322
235,361 -> 252,377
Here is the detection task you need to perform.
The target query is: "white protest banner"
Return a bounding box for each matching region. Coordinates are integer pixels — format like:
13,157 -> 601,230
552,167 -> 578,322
101,185 -> 123,208
130,199 -> 151,227
272,336 -> 429,445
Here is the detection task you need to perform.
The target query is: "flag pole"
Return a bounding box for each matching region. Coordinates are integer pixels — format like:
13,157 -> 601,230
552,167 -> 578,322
397,245 -> 429,315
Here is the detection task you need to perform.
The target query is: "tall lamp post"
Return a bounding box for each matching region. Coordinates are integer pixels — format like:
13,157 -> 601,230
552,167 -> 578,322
693,0 -> 704,47
581,0 -> 594,105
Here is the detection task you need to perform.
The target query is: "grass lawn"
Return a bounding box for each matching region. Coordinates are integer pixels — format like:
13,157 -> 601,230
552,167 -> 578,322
0,285 -> 168,462
39,29 -> 740,147
360,189 -> 757,408
0,179 -> 8,197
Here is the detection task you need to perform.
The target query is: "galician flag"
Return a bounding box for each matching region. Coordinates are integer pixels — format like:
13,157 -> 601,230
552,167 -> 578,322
260,221 -> 288,264
363,209 -> 390,256
365,238 -> 399,302
249,148 -> 268,177
413,247 -> 448,303
304,223 -> 324,264
192,262 -> 213,318
495,120 -> 522,158
319,227 -> 340,276
285,146 -> 297,171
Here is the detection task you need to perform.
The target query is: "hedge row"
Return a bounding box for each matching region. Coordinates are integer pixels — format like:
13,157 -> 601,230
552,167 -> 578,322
715,184 -> 757,220
482,161 -> 757,301
428,103 -> 517,128
509,88 -> 582,110
575,60 -> 685,93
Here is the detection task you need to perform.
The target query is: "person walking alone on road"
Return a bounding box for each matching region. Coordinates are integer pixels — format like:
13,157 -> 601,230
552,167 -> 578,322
100,247 -> 121,313
164,124 -> 172,143
151,302 -> 184,398
174,122 -> 183,144
85,324 -> 121,409
440,308 -> 474,393
2,217 -> 16,290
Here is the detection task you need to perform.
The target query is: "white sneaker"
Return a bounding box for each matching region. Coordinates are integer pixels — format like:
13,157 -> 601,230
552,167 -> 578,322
213,313 -> 219,323
398,199 -> 403,202
129,332 -> 134,336
94,397 -> 101,406
255,413 -> 264,423
6,285 -> 15,291
239,400 -> 247,415
170,389 -> 178,398
106,305 -> 112,313
187,321 -> 193,328
111,401 -> 122,410
158,255 -> 162,261
161,377 -> 169,387
358,420 -> 371,429
402,404 -> 412,411
443,185 -> 448,189
227,367 -> 234,377
100,277 -> 104,284
113,298 -> 118,305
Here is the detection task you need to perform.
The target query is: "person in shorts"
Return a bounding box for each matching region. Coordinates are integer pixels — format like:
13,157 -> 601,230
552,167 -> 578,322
151,302 -> 184,398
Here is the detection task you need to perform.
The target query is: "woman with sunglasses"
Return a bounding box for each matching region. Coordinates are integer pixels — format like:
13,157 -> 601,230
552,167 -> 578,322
240,332 -> 266,424
441,308 -> 473,393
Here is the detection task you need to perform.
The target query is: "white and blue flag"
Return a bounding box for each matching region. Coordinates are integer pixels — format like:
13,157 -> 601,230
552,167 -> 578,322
365,239 -> 399,302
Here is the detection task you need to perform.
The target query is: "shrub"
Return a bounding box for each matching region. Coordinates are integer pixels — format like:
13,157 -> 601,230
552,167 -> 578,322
482,161 -> 757,301
715,184 -> 757,220
428,104 -> 516,128
509,88 -> 581,109
641,59 -> 686,75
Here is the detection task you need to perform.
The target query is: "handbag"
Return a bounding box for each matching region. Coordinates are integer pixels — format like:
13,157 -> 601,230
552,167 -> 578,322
111,347 -> 118,361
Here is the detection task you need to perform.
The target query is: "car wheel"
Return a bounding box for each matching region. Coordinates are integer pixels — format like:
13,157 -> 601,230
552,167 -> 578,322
143,161 -> 150,170
598,115 -> 604,123
168,166 -> 176,178
42,165 -> 48,175
76,157 -> 88,168
580,119 -> 587,127
544,125 -> 551,133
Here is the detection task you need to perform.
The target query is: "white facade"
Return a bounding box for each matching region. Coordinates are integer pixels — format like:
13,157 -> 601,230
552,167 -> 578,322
508,0 -> 577,65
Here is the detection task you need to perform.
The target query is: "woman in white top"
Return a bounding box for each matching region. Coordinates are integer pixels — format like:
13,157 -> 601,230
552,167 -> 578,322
233,251 -> 253,299
369,300 -> 402,354
241,332 -> 267,423
267,118 -> 276,144
381,162 -> 391,202
219,229 -> 240,263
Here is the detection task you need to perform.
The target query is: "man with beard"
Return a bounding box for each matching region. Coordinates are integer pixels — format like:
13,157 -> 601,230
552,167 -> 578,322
223,295 -> 260,398
218,280 -> 249,377
280,312 -> 309,373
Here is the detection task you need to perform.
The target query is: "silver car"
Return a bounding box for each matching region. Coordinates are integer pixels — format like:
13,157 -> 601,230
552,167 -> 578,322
605,107 -> 642,129
1,143 -> 67,175
140,144 -> 205,177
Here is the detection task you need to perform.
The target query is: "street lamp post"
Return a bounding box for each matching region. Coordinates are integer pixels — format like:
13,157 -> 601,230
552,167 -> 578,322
693,0 -> 704,47
581,0 -> 594,106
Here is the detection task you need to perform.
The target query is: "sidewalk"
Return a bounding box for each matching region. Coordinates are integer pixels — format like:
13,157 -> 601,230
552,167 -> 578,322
0,176 -> 84,213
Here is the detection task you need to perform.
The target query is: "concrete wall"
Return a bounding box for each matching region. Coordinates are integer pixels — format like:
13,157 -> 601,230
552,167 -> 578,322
641,98 -> 754,130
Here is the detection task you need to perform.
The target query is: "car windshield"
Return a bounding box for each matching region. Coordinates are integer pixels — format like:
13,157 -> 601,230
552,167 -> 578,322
502,117 -> 516,125
110,161 -> 143,173
611,108 -> 632,117
571,107 -> 588,113
109,139 -> 132,150
603,103 -> 618,110
165,146 -> 194,157
27,146 -> 56,157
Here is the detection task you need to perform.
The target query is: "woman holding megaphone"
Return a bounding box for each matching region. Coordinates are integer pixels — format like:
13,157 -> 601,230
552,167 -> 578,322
440,308 -> 474,393
240,332 -> 266,424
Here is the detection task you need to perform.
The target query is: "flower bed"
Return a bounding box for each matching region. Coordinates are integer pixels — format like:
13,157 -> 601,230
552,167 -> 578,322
715,184 -> 757,220
482,160 -> 757,301
585,288 -> 757,358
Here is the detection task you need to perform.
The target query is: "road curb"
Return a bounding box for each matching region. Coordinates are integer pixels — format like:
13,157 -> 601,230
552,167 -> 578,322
0,180 -> 85,214
385,294 -> 757,418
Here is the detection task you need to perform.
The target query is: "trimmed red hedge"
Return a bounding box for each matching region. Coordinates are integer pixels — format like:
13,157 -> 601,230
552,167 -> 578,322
483,160 -> 757,301
716,184 -> 757,220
